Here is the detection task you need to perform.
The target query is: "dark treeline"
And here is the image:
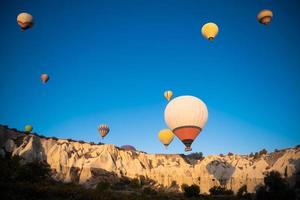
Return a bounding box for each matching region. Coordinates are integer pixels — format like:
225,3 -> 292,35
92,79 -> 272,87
0,154 -> 299,200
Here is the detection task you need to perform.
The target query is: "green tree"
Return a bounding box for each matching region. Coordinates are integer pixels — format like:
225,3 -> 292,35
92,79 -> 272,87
255,171 -> 296,200
96,181 -> 110,192
183,184 -> 200,198
16,161 -> 51,182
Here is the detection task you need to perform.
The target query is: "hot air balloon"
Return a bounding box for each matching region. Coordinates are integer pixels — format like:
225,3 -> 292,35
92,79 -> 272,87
17,12 -> 34,31
98,124 -> 110,139
164,95 -> 208,151
24,125 -> 33,133
257,9 -> 273,25
158,129 -> 174,149
41,74 -> 49,84
121,145 -> 136,151
201,22 -> 219,41
164,90 -> 173,101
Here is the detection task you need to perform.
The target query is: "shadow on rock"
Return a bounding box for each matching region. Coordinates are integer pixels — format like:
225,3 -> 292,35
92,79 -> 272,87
206,159 -> 235,186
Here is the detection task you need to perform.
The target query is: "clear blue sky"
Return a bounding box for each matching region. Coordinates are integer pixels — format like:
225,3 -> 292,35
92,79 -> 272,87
1,0 -> 299,155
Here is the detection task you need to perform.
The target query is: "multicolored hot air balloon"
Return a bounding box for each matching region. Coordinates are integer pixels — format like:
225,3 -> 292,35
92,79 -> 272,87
98,124 -> 110,139
24,125 -> 33,133
201,22 -> 219,41
164,95 -> 208,151
41,74 -> 49,84
158,129 -> 174,149
17,12 -> 34,31
257,9 -> 273,25
164,90 -> 173,101
121,145 -> 136,151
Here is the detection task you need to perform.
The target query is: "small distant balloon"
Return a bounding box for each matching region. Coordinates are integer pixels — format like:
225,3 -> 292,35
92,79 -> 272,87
158,129 -> 174,149
17,12 -> 34,31
24,125 -> 33,133
164,90 -> 173,101
201,22 -> 219,41
257,9 -> 273,25
98,124 -> 110,139
41,74 -> 49,84
121,145 -> 136,151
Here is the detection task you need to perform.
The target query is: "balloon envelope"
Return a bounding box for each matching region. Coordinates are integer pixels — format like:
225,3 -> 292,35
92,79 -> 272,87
164,95 -> 208,151
164,90 -> 173,101
17,13 -> 34,30
201,22 -> 219,40
120,145 -> 136,151
158,129 -> 174,148
41,74 -> 49,83
98,124 -> 110,139
24,125 -> 33,133
257,9 -> 273,25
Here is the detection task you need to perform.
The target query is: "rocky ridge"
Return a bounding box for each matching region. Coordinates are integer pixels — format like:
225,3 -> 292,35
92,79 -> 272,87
0,125 -> 299,193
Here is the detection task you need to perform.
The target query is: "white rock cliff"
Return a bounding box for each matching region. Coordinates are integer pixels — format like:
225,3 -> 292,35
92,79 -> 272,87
0,125 -> 299,193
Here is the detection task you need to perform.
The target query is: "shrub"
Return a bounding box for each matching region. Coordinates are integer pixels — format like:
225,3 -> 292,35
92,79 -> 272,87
182,184 -> 200,197
209,186 -> 233,195
259,148 -> 268,155
143,187 -> 157,195
253,152 -> 260,159
237,185 -> 251,199
249,152 -> 254,157
255,170 -> 296,200
228,152 -> 234,156
16,161 -> 51,183
129,178 -> 141,189
96,181 -> 110,192
181,183 -> 188,191
186,152 -> 204,160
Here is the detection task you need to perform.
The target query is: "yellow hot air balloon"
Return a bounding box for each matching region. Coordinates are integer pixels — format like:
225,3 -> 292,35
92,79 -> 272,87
17,12 -> 34,31
164,90 -> 173,101
201,22 -> 219,41
158,129 -> 174,149
257,9 -> 273,25
98,124 -> 110,139
41,74 -> 49,84
164,95 -> 208,151
24,125 -> 33,133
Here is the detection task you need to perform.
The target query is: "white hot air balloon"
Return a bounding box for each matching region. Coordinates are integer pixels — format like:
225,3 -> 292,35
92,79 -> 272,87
164,95 -> 208,151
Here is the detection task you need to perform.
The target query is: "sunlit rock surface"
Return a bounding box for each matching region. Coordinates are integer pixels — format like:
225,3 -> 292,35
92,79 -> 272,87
0,125 -> 299,193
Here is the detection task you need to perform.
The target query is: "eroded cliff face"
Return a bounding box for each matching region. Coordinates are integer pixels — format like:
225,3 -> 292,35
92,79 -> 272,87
0,125 -> 299,193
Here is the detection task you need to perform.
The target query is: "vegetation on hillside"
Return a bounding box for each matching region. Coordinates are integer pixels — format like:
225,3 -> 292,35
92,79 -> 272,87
0,152 -> 298,200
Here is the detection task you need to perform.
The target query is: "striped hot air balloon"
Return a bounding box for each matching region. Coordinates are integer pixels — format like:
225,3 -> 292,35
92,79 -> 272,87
98,124 -> 110,139
164,90 -> 173,101
164,95 -> 208,151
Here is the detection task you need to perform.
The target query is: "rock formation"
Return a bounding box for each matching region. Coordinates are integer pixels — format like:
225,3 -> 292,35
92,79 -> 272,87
0,125 -> 299,193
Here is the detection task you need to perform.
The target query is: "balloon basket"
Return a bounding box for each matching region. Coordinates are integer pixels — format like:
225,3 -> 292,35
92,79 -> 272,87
185,147 -> 192,152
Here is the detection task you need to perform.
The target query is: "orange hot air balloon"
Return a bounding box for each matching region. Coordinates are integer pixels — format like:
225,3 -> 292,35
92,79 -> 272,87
164,95 -> 208,151
17,12 -> 34,31
257,9 -> 273,25
98,124 -> 110,139
41,74 -> 49,84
